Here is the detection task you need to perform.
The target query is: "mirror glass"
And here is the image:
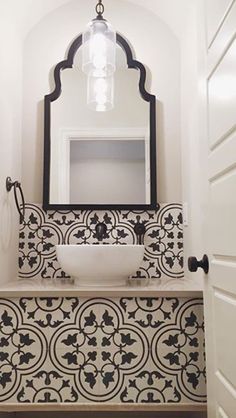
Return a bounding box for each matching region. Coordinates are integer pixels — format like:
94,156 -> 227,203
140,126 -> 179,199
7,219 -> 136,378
49,43 -> 150,205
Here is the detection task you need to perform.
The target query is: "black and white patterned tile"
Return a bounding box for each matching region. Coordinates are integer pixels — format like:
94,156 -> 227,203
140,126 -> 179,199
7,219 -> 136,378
0,297 -> 206,404
18,204 -> 183,280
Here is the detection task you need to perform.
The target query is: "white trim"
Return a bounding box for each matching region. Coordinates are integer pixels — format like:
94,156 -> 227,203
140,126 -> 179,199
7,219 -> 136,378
60,127 -> 147,140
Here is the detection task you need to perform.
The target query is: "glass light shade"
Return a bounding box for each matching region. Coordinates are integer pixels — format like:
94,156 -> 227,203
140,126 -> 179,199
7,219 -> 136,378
87,74 -> 114,111
82,18 -> 116,77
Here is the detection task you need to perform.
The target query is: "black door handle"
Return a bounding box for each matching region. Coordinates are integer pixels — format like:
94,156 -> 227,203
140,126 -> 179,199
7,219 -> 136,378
188,254 -> 209,274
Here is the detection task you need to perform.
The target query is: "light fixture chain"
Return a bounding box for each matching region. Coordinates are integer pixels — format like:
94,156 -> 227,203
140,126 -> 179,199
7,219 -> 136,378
95,0 -> 104,16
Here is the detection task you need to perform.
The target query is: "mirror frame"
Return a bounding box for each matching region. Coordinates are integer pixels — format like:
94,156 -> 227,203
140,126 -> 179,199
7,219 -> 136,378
43,32 -> 158,210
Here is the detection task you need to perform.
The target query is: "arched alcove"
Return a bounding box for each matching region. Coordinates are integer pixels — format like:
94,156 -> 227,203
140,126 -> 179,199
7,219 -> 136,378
22,0 -> 182,204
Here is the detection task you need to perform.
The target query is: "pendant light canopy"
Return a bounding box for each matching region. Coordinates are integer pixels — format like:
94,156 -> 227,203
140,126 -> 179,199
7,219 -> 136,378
82,0 -> 116,111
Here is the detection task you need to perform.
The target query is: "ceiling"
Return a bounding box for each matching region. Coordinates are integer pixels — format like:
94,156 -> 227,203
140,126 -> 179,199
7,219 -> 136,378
5,0 -> 196,41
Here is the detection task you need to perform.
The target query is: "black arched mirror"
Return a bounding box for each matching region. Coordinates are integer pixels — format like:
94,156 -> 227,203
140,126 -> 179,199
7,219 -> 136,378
43,33 -> 157,210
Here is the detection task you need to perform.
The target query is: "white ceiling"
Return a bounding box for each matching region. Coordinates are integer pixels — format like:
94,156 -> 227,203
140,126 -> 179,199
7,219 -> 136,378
5,0 -> 196,40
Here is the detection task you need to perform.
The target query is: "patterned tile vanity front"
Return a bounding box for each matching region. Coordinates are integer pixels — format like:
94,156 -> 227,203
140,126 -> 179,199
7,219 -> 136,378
18,203 -> 183,281
0,296 -> 206,405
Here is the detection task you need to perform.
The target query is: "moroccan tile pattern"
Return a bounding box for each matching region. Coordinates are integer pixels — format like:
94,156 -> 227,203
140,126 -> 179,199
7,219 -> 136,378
0,297 -> 206,404
18,204 -> 183,280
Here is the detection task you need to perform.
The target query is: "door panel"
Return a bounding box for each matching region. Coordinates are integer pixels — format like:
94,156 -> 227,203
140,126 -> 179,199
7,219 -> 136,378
207,0 -> 234,45
205,1 -> 236,417
216,372 -> 236,417
217,406 -> 230,418
208,39 -> 236,149
211,260 -> 236,294
208,132 -> 236,180
214,291 -> 236,387
208,1 -> 236,71
209,170 -> 236,256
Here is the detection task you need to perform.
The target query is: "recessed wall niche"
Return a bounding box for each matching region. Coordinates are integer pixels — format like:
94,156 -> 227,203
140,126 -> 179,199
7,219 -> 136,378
22,0 -> 181,204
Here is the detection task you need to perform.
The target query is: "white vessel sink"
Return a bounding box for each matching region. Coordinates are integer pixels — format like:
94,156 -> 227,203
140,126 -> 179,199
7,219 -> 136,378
56,244 -> 145,287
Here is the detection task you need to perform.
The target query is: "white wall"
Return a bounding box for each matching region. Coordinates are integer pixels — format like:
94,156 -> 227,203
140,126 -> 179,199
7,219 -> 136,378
0,6 -> 23,284
22,0 -> 182,204
180,0 -> 208,285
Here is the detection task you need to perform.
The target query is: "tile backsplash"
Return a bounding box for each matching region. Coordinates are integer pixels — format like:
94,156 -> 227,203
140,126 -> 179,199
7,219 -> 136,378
18,204 -> 184,280
0,297 -> 206,404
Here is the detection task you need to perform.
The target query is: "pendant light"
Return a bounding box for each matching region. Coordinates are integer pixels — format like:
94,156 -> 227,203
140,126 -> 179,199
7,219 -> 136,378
82,0 -> 116,111
82,0 -> 116,77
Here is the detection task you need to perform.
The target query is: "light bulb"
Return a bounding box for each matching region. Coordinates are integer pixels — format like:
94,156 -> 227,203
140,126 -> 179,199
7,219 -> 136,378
94,78 -> 107,93
96,93 -> 107,105
93,54 -> 106,71
96,104 -> 106,112
90,33 -> 107,73
87,74 -> 114,112
90,33 -> 106,55
95,78 -> 108,105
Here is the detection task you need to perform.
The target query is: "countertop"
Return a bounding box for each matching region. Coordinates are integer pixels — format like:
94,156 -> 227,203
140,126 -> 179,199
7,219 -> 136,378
0,277 -> 203,298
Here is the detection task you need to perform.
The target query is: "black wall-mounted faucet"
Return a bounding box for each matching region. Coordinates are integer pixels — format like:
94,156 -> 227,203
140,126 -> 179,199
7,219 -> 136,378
95,222 -> 108,242
134,220 -> 146,245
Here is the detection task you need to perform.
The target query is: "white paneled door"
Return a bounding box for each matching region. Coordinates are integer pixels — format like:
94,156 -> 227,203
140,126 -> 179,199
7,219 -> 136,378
204,0 -> 236,417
